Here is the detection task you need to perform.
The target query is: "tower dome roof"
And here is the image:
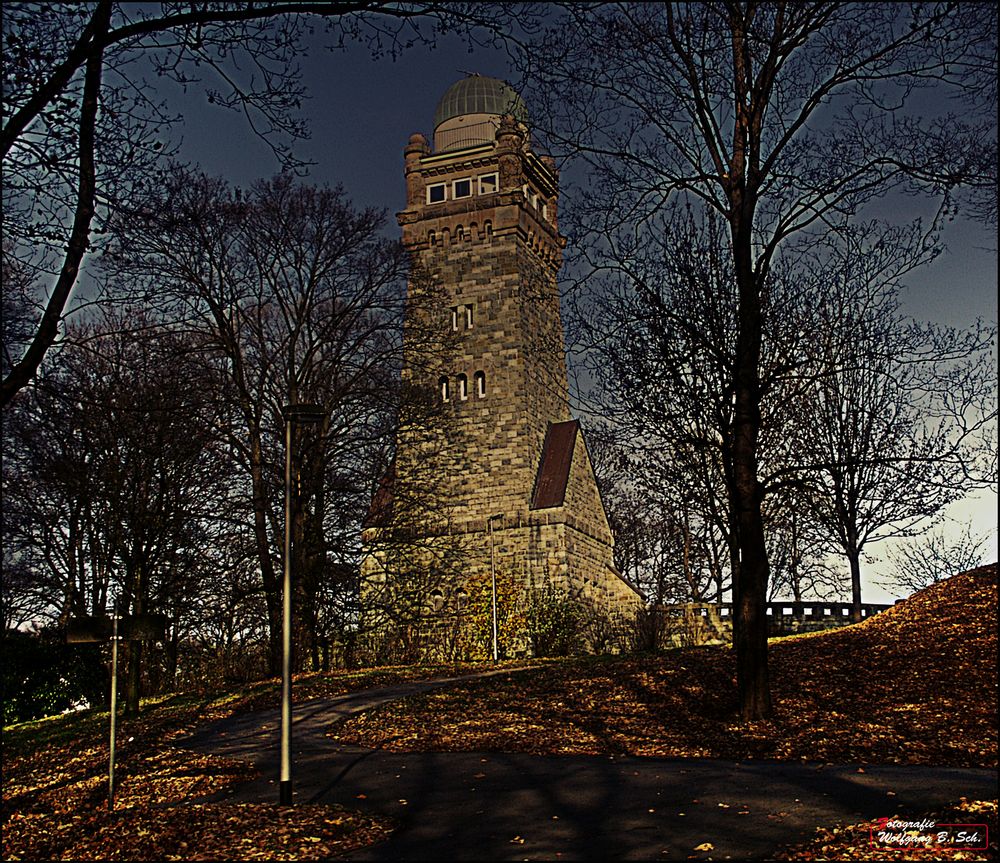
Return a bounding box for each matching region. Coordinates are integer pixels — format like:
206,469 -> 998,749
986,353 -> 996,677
433,75 -> 528,130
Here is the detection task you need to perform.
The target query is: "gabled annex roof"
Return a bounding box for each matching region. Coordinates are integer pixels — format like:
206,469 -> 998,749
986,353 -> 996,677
530,420 -> 579,510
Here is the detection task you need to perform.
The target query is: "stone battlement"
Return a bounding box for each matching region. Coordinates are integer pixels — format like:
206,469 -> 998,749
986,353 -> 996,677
658,601 -> 894,645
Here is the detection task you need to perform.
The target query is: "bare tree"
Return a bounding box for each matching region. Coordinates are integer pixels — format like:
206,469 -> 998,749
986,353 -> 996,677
764,488 -> 844,603
793,222 -> 996,620
104,167 -> 411,675
521,1 -> 996,719
2,307 -> 227,711
1,1 -> 526,406
883,523 -> 996,597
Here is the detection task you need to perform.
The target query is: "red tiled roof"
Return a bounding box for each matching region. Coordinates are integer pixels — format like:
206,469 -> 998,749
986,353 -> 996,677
530,420 -> 579,509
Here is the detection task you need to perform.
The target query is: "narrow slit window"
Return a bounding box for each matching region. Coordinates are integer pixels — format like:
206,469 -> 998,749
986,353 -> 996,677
464,303 -> 474,329
457,373 -> 468,401
427,183 -> 446,204
439,376 -> 450,402
450,306 -> 459,331
453,178 -> 472,199
475,370 -> 486,398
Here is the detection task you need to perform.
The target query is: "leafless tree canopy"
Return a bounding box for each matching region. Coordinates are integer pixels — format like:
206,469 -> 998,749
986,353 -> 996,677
517,1 -> 996,719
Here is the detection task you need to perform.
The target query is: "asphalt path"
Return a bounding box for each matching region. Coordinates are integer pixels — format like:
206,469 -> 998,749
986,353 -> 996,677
177,670 -> 998,861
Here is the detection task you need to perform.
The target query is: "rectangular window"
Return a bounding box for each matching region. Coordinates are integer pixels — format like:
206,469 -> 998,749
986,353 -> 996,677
453,178 -> 472,199
450,306 -> 459,331
541,203 -> 549,220
427,183 -> 446,204
464,303 -> 474,329
478,173 -> 499,194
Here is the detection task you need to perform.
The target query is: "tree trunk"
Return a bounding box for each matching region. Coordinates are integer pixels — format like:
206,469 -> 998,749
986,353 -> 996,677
731,214 -> 773,722
847,548 -> 863,623
248,432 -> 282,676
0,1 -> 111,407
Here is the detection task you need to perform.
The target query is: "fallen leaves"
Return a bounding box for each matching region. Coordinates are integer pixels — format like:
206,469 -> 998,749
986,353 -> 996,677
329,566 -> 998,769
2,665 -> 486,860
2,803 -> 393,861
773,797 -> 998,862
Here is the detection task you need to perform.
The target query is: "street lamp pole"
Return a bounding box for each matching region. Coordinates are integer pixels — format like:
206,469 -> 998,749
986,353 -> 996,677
280,402 -> 326,807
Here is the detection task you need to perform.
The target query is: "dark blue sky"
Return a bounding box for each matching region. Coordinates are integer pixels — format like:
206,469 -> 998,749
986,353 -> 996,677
172,31 -> 996,332
165,31 -> 997,593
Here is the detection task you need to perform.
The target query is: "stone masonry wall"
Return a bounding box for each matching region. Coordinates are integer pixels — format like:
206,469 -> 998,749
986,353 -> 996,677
361,118 -> 641,658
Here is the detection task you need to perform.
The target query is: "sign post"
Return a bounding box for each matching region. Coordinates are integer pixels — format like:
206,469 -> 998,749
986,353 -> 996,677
65,607 -> 165,811
108,601 -> 119,810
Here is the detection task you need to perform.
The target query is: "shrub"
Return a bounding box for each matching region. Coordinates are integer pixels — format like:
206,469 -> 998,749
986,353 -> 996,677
2,628 -> 107,725
525,583 -> 582,657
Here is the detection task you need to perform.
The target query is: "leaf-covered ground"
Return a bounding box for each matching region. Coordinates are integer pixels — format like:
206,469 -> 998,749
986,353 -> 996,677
773,797 -> 997,862
1,662 -> 494,860
4,569 -> 995,861
330,566 -> 997,769
327,567 -> 997,860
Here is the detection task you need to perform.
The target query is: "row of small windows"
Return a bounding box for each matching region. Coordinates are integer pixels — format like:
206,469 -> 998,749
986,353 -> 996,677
451,303 -> 474,330
427,173 -> 499,204
439,371 -> 487,401
426,175 -> 550,221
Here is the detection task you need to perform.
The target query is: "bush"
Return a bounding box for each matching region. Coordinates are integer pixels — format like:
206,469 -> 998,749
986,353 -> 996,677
2,628 -> 107,725
525,583 -> 582,657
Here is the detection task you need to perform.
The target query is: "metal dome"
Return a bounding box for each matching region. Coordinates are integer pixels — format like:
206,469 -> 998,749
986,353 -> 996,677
433,75 -> 528,130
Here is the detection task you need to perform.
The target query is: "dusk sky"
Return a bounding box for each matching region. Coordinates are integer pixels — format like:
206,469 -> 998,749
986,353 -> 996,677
154,29 -> 997,600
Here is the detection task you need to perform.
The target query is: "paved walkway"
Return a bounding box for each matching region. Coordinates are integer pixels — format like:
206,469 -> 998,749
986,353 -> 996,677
177,671 -> 998,860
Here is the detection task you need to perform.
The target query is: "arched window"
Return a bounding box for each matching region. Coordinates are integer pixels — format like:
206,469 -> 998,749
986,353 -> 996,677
439,376 -> 450,402
429,589 -> 445,612
457,373 -> 468,401
474,370 -> 486,398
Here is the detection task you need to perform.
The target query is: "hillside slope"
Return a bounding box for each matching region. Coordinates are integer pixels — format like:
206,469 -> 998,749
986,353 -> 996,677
332,564 -> 998,767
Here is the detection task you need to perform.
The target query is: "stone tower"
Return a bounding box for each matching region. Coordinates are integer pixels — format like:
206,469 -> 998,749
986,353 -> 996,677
361,76 -> 641,659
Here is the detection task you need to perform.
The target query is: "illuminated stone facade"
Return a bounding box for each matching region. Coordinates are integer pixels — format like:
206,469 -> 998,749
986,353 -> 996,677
361,77 -> 641,659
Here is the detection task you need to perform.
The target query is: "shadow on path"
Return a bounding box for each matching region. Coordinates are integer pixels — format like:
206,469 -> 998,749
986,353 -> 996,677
175,672 -> 998,861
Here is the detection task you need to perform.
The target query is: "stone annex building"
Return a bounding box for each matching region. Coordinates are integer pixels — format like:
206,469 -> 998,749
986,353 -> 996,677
361,75 -> 642,658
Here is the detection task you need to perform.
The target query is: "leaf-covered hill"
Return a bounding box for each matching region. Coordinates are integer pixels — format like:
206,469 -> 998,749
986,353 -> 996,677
331,565 -> 998,768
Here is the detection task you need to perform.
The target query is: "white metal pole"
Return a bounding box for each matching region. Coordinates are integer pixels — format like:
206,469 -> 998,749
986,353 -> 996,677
280,413 -> 293,805
490,517 -> 499,662
108,599 -> 119,811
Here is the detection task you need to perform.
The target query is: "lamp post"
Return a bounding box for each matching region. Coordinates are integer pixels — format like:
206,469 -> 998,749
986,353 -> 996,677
280,401 -> 326,806
488,513 -> 503,662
